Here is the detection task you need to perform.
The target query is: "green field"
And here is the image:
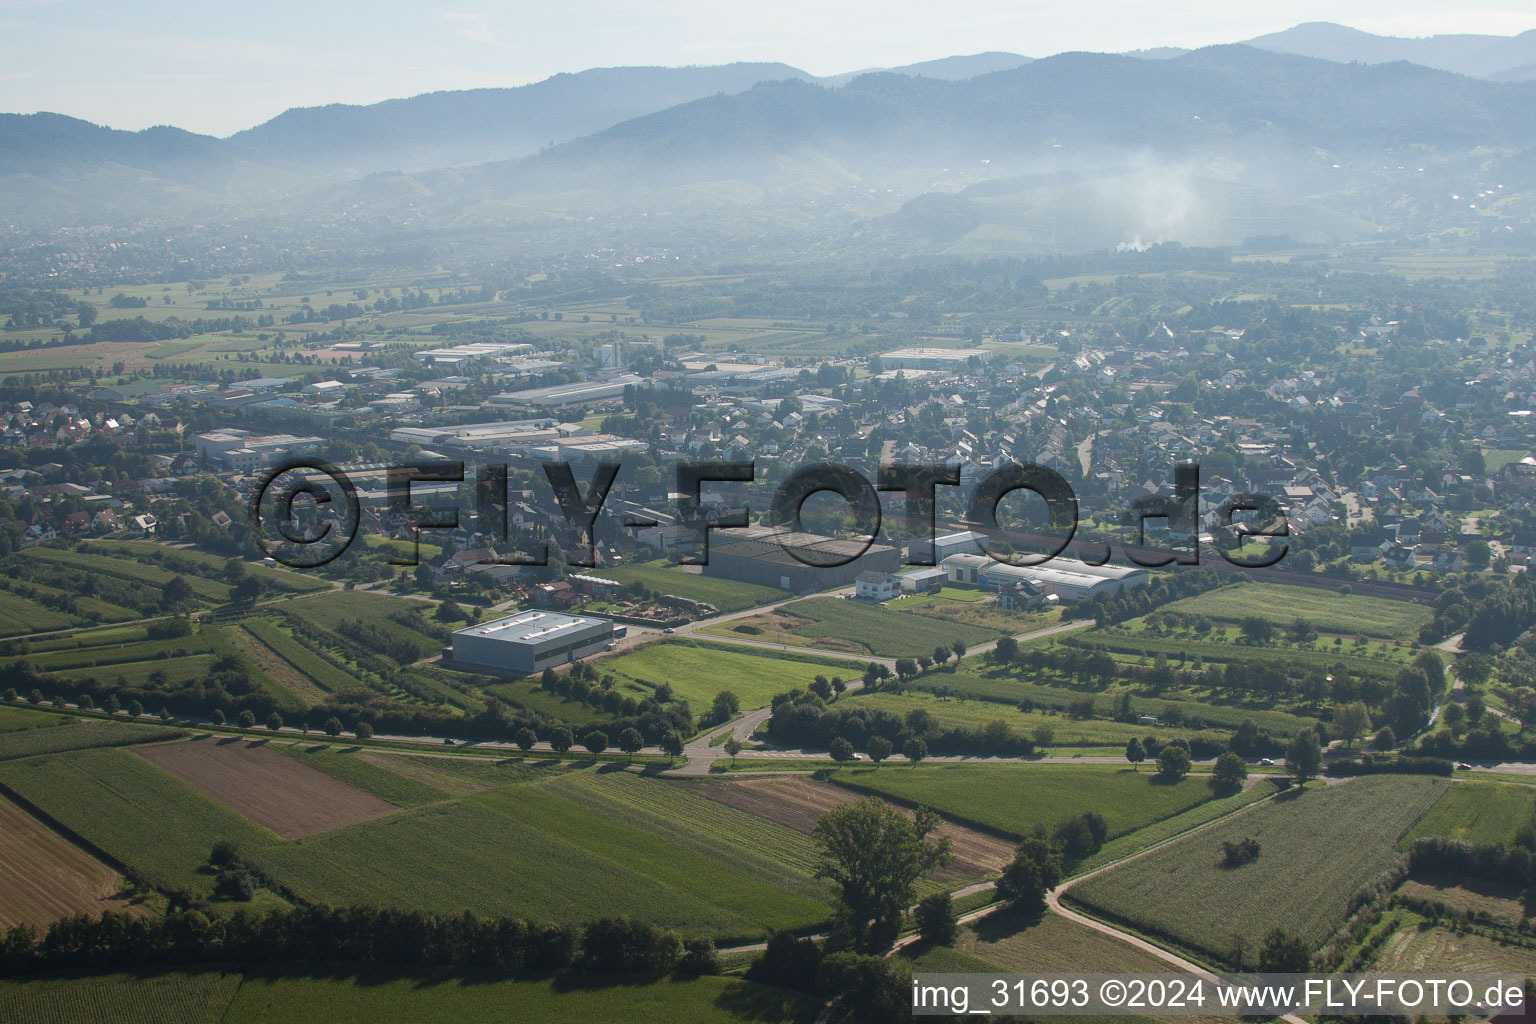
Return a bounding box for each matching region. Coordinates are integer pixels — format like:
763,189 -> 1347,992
22,547 -> 232,603
839,690 -> 1229,749
243,617 -> 357,692
0,971 -> 816,1024
258,770 -> 831,940
704,596 -> 1003,659
0,589 -> 84,634
1072,780 -> 1280,875
273,745 -> 448,808
0,746 -> 275,894
590,561 -> 786,612
0,705 -> 57,732
1161,583 -> 1432,639
1068,775 -> 1449,964
1403,781 -> 1535,847
824,763 -> 1216,840
595,641 -> 853,710
0,719 -> 177,762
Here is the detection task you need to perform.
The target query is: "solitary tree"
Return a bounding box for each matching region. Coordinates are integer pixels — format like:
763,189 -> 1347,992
866,736 -> 892,766
914,892 -> 957,946
238,709 -> 256,729
1156,744 -> 1191,781
902,736 -> 927,767
951,639 -> 967,661
354,721 -> 374,740
1333,701 -> 1371,748
1125,737 -> 1146,771
583,730 -> 609,757
723,736 -> 743,766
266,712 -> 283,732
997,837 -> 1062,914
829,736 -> 856,763
1211,751 -> 1248,791
515,727 -> 538,751
324,716 -> 343,737
1286,728 -> 1323,784
661,732 -> 684,763
994,636 -> 1018,663
812,797 -> 952,945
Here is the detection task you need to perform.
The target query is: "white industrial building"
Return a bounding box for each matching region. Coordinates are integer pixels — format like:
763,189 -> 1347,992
447,610 -> 614,675
490,374 -> 646,409
880,347 -> 993,371
941,553 -> 1148,602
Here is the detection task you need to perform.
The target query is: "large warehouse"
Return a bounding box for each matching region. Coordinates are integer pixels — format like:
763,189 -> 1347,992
941,553 -> 1148,602
447,611 -> 614,675
703,525 -> 901,592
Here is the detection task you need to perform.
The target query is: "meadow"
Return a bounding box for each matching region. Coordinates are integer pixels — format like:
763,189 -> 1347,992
1402,781 -> 1535,847
1161,582 -> 1432,639
594,641 -> 852,709
823,763 -> 1216,839
1067,775 -> 1449,963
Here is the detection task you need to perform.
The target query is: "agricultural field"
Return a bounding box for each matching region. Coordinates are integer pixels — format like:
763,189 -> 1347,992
589,560 -> 786,612
838,690 -> 1230,749
594,640 -> 852,710
0,794 -> 140,930
136,738 -> 402,838
1073,781 -> 1279,875
275,745 -> 451,807
1161,582 -> 1432,639
908,670 -> 1322,736
672,775 -> 1014,886
21,546 -> 232,603
222,972 -> 819,1024
704,596 -> 1001,658
1067,776 -> 1449,963
256,771 -> 832,940
823,763 -> 1216,840
0,705 -> 57,731
242,616 -> 357,693
91,541 -> 330,595
1395,879 -> 1526,927
0,970 -> 245,1024
0,746 -> 277,896
1403,781 -> 1535,847
0,718 -> 175,762
1370,921 -> 1536,975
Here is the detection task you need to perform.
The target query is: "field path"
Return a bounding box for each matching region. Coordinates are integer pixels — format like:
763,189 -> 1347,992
889,779 -> 1312,1024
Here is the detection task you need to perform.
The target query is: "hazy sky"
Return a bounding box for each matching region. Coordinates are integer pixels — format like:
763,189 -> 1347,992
2,0 -> 1533,135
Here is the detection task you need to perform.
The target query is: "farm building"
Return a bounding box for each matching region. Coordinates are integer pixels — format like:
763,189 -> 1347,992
448,610 -> 614,675
940,553 -> 1148,602
702,525 -> 901,591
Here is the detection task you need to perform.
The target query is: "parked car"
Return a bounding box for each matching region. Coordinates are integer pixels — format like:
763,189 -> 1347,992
1259,758 -> 1276,766
662,627 -> 676,635
1457,762 -> 1473,771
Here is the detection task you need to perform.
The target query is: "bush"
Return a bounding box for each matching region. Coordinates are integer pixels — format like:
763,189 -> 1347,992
580,916 -> 681,974
675,937 -> 721,976
1220,837 -> 1261,868
746,932 -> 822,993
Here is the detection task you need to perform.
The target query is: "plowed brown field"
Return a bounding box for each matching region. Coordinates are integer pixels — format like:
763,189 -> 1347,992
137,738 -> 398,838
0,795 -> 141,929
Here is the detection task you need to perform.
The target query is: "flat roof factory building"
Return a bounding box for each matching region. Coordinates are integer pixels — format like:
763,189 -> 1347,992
448,611 -> 614,676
